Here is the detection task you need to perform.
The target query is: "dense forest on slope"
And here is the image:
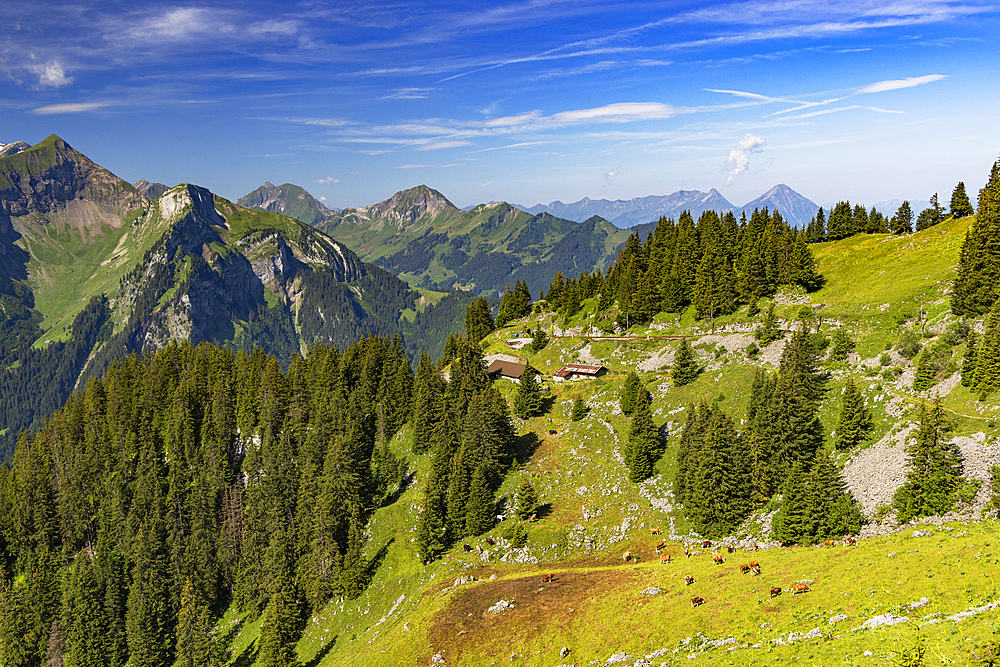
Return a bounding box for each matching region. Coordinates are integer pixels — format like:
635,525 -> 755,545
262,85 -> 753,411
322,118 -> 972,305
0,332 -> 519,667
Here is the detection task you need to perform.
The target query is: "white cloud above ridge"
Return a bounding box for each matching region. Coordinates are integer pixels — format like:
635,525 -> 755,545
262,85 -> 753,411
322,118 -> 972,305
32,61 -> 73,87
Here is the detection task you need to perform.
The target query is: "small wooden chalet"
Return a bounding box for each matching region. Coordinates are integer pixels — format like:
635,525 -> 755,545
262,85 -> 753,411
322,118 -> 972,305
485,359 -> 526,381
553,363 -> 607,382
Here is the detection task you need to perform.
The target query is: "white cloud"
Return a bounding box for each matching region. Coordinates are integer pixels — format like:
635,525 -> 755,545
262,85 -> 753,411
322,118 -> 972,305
416,140 -> 472,151
32,102 -> 109,114
314,177 -> 340,184
397,164 -> 434,169
856,74 -> 947,94
33,61 -> 73,87
725,133 -> 765,185
383,87 -> 434,99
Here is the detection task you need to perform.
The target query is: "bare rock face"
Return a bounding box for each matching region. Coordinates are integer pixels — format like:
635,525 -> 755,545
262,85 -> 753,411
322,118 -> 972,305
0,142 -> 30,158
0,136 -> 146,226
335,185 -> 457,229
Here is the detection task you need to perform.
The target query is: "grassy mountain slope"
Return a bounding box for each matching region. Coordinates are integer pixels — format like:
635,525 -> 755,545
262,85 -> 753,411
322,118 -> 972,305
313,186 -> 632,296
217,215 -> 1000,666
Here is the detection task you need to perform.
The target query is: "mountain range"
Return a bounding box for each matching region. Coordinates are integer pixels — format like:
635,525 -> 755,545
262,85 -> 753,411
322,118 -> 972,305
0,135 -> 459,460
513,183 -> 819,228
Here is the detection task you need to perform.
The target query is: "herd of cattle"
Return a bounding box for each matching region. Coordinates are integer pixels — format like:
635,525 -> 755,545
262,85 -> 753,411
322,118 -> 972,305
611,533 -> 860,608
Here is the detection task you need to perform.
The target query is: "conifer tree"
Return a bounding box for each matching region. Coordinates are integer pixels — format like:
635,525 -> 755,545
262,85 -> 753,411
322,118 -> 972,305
835,378 -> 873,451
512,365 -> 544,419
772,459 -> 812,544
465,297 -> 495,343
893,396 -> 962,522
175,579 -> 223,667
624,393 -> 661,483
745,431 -> 769,508
754,303 -> 782,345
571,397 -> 587,421
464,464 -> 496,536
961,329 -> 980,387
619,371 -> 644,416
61,555 -> 108,667
972,301 -> 1000,397
950,181 -> 974,218
514,478 -> 538,521
340,504 -> 367,600
671,338 -> 699,387
682,404 -> 746,538
693,242 -> 734,328
890,201 -> 913,234
953,161 -> 1000,316
445,446 -> 472,540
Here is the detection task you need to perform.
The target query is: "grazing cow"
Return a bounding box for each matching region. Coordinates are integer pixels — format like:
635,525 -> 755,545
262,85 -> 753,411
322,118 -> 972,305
690,596 -> 706,608
659,553 -> 673,564
750,565 -> 761,576
769,587 -> 782,599
701,540 -> 712,549
792,583 -> 810,595
844,537 -> 858,546
654,540 -> 666,554
485,537 -> 495,546
727,545 -> 736,554
748,560 -> 758,569
463,544 -> 473,552
684,548 -> 691,558
684,575 -> 695,586
540,573 -> 554,583
622,551 -> 633,563
824,540 -> 835,547
712,554 -> 725,565
650,528 -> 662,535
751,542 -> 758,551
476,544 -> 484,555
739,564 -> 751,575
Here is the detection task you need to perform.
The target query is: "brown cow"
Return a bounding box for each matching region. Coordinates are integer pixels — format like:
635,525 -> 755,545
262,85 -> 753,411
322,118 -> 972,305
690,596 -> 706,608
727,545 -> 736,553
844,537 -> 858,546
484,537 -> 495,546
622,551 -> 632,563
712,554 -> 725,565
463,543 -> 473,552
748,560 -> 759,569
540,573 -> 554,583
751,542 -> 758,551
654,540 -> 667,554
701,540 -> 712,549
824,539 -> 835,547
659,553 -> 673,564
650,528 -> 662,535
684,575 -> 695,586
750,565 -> 761,576
739,564 -> 751,575
684,548 -> 691,558
769,587 -> 782,599
792,583 -> 810,595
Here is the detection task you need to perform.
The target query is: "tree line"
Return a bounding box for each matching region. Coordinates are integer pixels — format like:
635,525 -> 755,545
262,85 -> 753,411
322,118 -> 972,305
0,336 -> 420,667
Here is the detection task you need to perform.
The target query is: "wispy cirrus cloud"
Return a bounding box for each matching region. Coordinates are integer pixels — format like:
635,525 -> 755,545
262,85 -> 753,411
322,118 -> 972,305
856,74 -> 948,93
32,102 -> 110,114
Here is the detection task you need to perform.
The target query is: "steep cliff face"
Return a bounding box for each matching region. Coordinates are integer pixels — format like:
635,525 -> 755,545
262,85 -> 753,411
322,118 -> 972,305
332,185 -> 458,229
0,135 -> 146,226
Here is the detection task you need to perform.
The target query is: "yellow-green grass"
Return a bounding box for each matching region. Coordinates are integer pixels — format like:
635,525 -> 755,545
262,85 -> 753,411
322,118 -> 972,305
810,216 -> 974,330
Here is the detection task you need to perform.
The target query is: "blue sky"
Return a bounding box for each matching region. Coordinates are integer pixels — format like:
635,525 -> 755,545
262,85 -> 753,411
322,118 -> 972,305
3,1 -> 999,211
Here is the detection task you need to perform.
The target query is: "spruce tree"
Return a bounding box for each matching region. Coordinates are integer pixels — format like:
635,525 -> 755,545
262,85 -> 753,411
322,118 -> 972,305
671,338 -> 699,387
950,181 -> 974,219
514,478 -> 538,521
893,396 -> 962,522
772,459 -> 813,544
465,297 -> 495,343
952,160 -> 1000,316
835,378 -> 873,451
175,579 -> 224,667
890,201 -> 913,234
962,329 -> 979,387
619,371 -> 644,416
571,397 -> 587,421
464,464 -> 496,536
624,393 -> 661,483
972,301 -> 1000,396
754,303 -> 782,345
512,365 -> 544,419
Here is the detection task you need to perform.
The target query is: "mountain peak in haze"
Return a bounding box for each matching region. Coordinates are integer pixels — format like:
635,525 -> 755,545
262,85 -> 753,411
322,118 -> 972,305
0,141 -> 30,158
133,179 -> 170,199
